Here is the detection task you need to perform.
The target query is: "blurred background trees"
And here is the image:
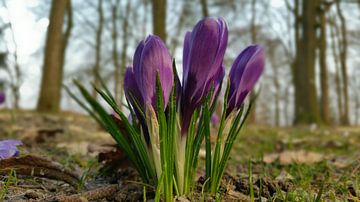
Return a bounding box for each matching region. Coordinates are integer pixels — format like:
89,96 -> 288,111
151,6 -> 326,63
0,0 -> 359,126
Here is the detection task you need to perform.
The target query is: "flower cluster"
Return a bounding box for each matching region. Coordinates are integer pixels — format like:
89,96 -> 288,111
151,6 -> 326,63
71,17 -> 264,200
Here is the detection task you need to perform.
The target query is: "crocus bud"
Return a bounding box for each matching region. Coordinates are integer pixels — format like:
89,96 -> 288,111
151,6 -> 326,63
181,18 -> 228,134
227,45 -> 265,115
133,35 -> 173,111
0,140 -> 22,160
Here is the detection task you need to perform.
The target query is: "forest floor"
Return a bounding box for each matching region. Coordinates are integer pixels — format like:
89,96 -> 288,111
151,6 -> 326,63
0,110 -> 359,201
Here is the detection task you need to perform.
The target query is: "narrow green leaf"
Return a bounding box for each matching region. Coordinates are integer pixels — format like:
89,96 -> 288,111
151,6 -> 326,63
155,72 -> 172,201
203,103 -> 212,189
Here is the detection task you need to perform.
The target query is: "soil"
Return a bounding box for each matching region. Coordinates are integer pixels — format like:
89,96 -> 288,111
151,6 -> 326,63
0,110 -> 359,201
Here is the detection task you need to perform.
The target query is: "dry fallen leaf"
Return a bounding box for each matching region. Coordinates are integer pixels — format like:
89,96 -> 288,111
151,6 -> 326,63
227,190 -> 250,200
263,153 -> 278,164
263,150 -> 323,165
279,150 -> 323,165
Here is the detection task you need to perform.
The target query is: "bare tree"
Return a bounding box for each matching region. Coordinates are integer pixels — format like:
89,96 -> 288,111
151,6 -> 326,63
200,0 -> 209,17
92,0 -> 104,98
151,0 -> 167,41
60,0 -> 73,75
335,0 -> 350,125
247,0 -> 258,124
112,0 -> 121,105
329,14 -> 343,124
118,0 -> 131,108
37,0 -> 70,113
289,0 -> 321,124
318,1 -> 332,124
267,39 -> 281,126
2,0 -> 21,109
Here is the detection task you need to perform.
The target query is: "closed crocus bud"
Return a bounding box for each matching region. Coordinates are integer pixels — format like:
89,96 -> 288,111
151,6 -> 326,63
181,18 -> 228,134
0,140 -> 22,160
133,35 -> 173,111
227,45 -> 265,116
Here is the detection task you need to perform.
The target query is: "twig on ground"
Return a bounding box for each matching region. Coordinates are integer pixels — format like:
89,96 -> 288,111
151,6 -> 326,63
51,184 -> 119,202
0,155 -> 80,188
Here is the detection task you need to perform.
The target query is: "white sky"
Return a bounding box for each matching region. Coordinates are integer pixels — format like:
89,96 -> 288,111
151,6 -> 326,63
0,0 -> 48,108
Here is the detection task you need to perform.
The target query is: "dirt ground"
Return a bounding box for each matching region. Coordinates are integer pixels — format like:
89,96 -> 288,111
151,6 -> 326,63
0,110 -> 359,201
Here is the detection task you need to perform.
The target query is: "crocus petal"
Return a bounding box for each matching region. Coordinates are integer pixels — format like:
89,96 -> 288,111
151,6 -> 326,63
0,140 -> 22,147
133,35 -> 173,110
227,46 -> 257,108
174,69 -> 182,105
124,67 -> 143,108
182,31 -> 191,87
236,47 -> 265,99
133,40 -> 145,77
182,18 -> 228,106
0,139 -> 22,160
0,149 -> 17,159
227,45 -> 265,115
124,67 -> 150,143
181,17 -> 228,134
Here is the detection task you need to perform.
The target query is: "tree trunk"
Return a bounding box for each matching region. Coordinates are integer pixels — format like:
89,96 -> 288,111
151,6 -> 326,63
294,0 -> 321,124
268,43 -> 280,126
112,0 -> 121,105
318,2 -> 331,124
92,0 -> 104,98
151,0 -> 166,42
118,0 -> 131,108
354,69 -> 360,125
60,0 -> 72,75
247,0 -> 258,124
37,0 -> 69,113
200,0 -> 209,17
329,15 -> 343,124
284,84 -> 291,126
336,0 -> 350,125
291,0 -> 301,125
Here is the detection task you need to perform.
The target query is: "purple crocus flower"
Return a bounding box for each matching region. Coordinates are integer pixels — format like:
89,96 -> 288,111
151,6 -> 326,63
181,17 -> 228,134
227,45 -> 265,115
131,35 -> 173,111
0,140 -> 22,160
0,92 -> 5,105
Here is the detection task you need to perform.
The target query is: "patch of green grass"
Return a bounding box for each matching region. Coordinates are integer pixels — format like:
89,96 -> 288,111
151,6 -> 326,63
227,126 -> 360,200
0,170 -> 18,200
